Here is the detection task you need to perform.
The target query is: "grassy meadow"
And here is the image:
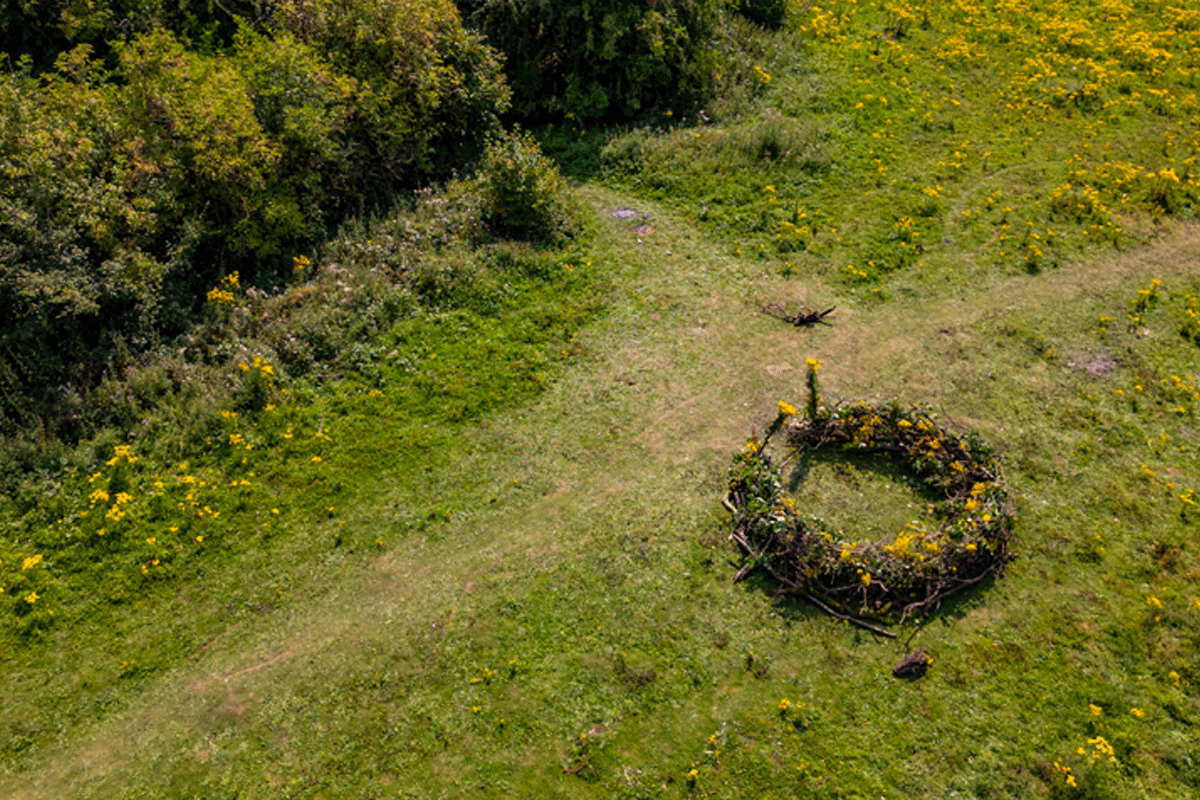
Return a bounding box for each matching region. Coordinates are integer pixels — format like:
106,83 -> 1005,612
2,0 -> 1200,797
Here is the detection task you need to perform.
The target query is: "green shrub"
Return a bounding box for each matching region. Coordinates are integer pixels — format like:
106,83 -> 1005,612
272,0 -> 510,196
1,0 -> 264,72
477,131 -> 579,244
116,29 -> 288,254
0,47 -> 174,433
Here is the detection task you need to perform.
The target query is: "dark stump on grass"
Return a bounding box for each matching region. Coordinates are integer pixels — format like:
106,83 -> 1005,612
892,648 -> 931,678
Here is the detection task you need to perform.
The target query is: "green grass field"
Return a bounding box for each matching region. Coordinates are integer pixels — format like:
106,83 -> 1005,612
3,1 -> 1200,797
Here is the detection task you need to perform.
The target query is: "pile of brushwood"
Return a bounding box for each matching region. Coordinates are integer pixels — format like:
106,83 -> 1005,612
726,363 -> 1015,630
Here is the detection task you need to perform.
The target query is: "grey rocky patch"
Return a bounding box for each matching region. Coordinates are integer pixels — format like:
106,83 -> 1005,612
1085,356 -> 1117,376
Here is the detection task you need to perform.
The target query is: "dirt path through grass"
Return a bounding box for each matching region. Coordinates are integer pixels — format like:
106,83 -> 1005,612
7,190 -> 1200,798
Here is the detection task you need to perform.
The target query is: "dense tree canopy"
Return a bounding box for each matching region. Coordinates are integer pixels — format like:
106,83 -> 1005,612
460,0 -> 725,122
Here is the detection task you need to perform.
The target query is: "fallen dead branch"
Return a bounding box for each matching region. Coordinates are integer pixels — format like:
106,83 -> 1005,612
761,303 -> 835,327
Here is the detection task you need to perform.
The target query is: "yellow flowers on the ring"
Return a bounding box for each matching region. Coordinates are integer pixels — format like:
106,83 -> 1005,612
778,400 -> 797,418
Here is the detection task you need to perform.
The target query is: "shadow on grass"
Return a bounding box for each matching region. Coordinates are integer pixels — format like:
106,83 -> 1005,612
765,571 -> 1001,638
535,125 -> 612,181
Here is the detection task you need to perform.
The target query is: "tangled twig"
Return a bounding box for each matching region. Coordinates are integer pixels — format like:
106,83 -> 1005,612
762,303 -> 836,327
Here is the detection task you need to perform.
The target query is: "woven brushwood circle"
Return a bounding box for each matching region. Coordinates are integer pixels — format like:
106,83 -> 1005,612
726,401 -> 1016,622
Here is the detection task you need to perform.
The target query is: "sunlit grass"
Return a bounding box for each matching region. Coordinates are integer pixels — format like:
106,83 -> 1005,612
2,1 -> 1200,797
602,0 -> 1200,294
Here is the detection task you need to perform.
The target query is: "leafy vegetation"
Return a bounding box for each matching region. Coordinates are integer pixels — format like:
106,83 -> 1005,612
476,129 -> 583,242
0,0 -> 509,433
2,0 -> 1200,798
0,145 -> 592,633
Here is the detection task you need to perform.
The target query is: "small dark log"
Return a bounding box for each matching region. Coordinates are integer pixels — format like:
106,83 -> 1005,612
892,648 -> 931,678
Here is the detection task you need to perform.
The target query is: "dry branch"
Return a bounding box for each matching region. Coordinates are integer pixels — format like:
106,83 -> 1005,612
762,303 -> 836,327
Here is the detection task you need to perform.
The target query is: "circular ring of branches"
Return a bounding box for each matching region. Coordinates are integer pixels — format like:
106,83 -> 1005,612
726,376 -> 1015,626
